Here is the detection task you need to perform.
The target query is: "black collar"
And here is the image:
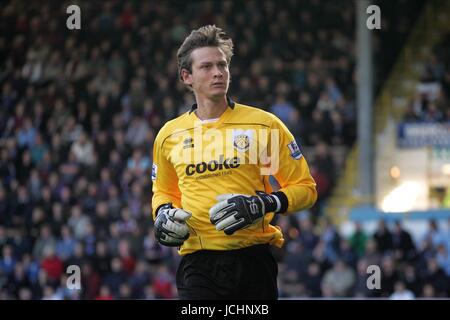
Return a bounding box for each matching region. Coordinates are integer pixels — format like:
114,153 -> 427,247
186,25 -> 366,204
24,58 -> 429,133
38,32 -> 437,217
189,97 -> 235,114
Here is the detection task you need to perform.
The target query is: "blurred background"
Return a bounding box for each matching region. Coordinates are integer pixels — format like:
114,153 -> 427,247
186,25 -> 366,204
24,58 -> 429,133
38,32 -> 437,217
0,0 -> 449,300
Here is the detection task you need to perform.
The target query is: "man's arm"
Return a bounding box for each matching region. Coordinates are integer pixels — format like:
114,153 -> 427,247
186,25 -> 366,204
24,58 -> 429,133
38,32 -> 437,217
151,132 -> 182,220
151,131 -> 193,246
209,114 -> 317,235
270,115 -> 317,214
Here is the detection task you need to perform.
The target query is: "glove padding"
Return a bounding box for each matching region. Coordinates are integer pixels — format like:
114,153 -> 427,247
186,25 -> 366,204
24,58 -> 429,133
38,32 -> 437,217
209,192 -> 279,235
154,205 -> 192,247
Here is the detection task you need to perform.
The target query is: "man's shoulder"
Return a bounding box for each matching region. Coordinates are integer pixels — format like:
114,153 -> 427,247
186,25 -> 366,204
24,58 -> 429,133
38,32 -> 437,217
233,102 -> 278,126
155,112 -> 191,141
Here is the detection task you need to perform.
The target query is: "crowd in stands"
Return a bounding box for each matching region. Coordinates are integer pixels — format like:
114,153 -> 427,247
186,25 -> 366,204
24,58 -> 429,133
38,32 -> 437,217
0,0 -> 438,299
403,32 -> 450,122
275,216 -> 450,298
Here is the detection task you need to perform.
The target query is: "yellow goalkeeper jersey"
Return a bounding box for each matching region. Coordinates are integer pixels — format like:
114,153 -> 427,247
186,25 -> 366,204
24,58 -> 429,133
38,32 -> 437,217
152,99 -> 317,255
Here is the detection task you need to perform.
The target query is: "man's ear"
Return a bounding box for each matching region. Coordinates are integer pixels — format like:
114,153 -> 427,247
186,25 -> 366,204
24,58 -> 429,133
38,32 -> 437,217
180,68 -> 192,86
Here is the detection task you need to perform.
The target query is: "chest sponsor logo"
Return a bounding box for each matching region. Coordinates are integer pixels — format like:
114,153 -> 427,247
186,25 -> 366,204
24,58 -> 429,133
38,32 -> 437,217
185,155 -> 240,176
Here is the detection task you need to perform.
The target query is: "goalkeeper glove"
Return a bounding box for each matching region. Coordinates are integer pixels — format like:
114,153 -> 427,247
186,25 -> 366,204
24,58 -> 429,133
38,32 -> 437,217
154,204 -> 192,247
209,191 -> 282,235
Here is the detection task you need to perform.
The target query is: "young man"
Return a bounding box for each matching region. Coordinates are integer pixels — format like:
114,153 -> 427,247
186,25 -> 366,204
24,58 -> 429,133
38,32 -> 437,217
152,25 -> 317,299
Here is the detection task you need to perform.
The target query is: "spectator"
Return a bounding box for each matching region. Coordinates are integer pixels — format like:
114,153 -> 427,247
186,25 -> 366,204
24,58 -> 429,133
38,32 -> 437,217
103,258 -> 128,297
284,241 -> 311,280
92,241 -> 112,276
0,245 -> 17,277
32,225 -> 56,260
118,239 -> 136,276
380,255 -> 399,297
352,258 -> 374,298
55,226 -> 76,262
40,246 -> 63,285
339,238 -> 357,268
400,265 -> 422,297
17,118 -> 37,149
270,94 -> 297,129
421,283 -> 437,298
435,244 -> 450,276
303,261 -> 322,297
126,149 -> 151,177
361,239 -> 382,267
95,285 -> 114,300
373,220 -> 393,254
152,264 -> 176,299
321,218 -> 341,263
70,132 -> 95,166
297,216 -> 319,253
30,133 -> 48,165
321,259 -> 356,297
67,205 -> 90,240
81,262 -> 101,300
390,281 -> 415,300
125,117 -> 149,148
424,219 -> 446,248
9,262 -> 32,299
422,258 -> 448,296
349,222 -> 368,258
392,221 -> 416,261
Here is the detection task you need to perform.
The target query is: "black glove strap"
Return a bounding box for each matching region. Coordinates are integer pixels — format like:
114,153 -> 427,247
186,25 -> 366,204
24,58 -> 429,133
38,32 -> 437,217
156,203 -> 173,216
271,191 -> 289,214
254,191 -> 289,214
256,191 -> 278,213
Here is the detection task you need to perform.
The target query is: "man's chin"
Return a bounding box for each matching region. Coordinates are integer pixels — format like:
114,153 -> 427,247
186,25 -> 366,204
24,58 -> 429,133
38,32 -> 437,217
209,89 -> 227,99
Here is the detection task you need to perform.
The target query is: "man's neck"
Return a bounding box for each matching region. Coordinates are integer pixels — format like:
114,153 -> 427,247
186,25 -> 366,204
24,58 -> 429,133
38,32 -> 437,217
194,96 -> 228,120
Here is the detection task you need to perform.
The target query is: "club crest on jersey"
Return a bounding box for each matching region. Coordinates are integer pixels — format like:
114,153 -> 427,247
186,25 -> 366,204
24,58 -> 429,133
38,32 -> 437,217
287,140 -> 302,160
232,129 -> 252,152
233,134 -> 250,152
151,164 -> 158,180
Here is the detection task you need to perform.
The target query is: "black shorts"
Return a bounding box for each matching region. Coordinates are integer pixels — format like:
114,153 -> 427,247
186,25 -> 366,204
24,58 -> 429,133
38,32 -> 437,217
176,244 -> 278,300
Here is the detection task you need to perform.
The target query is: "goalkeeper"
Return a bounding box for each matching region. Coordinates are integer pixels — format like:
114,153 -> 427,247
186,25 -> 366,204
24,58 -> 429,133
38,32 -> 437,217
152,25 -> 317,299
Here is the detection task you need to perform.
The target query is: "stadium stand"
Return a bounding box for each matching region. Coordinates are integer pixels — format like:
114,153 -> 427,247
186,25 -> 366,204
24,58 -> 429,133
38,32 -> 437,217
0,0 -> 448,299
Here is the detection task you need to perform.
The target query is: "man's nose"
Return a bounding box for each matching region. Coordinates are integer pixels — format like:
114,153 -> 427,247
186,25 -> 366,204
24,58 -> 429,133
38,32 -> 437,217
213,66 -> 223,78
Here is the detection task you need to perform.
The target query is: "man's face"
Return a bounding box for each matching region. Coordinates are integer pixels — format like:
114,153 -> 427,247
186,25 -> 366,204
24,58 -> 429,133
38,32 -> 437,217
182,46 -> 230,99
